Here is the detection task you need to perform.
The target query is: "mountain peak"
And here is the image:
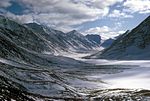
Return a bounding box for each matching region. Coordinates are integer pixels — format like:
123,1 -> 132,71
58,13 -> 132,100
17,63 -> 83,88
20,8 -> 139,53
67,30 -> 83,37
68,30 -> 79,34
70,30 -> 78,33
25,22 -> 44,31
86,34 -> 101,44
25,22 -> 40,26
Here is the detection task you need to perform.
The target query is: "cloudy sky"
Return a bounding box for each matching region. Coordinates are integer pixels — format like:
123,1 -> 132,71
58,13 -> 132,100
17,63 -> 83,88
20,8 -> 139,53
0,0 -> 150,39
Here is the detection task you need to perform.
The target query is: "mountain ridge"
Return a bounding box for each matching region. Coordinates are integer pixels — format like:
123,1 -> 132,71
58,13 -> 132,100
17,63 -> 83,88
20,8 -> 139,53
25,23 -> 99,53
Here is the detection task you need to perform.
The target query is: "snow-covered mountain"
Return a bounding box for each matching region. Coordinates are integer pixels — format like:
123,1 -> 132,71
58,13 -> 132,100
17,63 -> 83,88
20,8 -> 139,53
25,23 -> 70,53
86,34 -> 101,44
85,34 -> 116,49
0,15 -> 87,74
66,30 -> 99,51
0,16 -> 53,53
0,15 -> 90,100
25,23 -> 99,53
0,16 -> 99,56
90,15 -> 150,60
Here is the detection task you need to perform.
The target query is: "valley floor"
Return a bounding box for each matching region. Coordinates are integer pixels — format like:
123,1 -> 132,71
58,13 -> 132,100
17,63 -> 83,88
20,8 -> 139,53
1,52 -> 150,101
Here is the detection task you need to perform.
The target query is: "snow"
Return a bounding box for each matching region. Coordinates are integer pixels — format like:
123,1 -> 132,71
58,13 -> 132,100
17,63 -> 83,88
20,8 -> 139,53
25,22 -> 100,53
79,59 -> 150,90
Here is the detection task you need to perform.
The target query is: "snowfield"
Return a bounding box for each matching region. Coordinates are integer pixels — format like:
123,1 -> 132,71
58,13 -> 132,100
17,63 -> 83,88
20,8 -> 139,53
79,59 -> 150,90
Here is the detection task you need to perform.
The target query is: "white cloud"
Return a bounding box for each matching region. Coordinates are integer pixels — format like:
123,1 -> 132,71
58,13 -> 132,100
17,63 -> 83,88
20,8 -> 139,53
0,0 -> 11,8
109,9 -> 133,18
2,0 -> 124,32
123,0 -> 150,14
83,26 -> 125,40
4,12 -> 34,24
85,26 -> 111,34
87,0 -> 124,9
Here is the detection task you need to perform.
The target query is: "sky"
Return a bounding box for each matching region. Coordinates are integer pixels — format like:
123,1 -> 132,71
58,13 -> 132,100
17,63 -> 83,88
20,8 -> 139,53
0,0 -> 150,39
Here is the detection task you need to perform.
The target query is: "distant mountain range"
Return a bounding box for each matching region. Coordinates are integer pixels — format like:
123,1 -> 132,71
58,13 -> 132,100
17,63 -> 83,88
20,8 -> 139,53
89,15 -> 150,60
0,15 -> 89,65
25,23 -> 99,53
86,34 -> 115,49
0,15 -> 99,55
86,34 -> 101,44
